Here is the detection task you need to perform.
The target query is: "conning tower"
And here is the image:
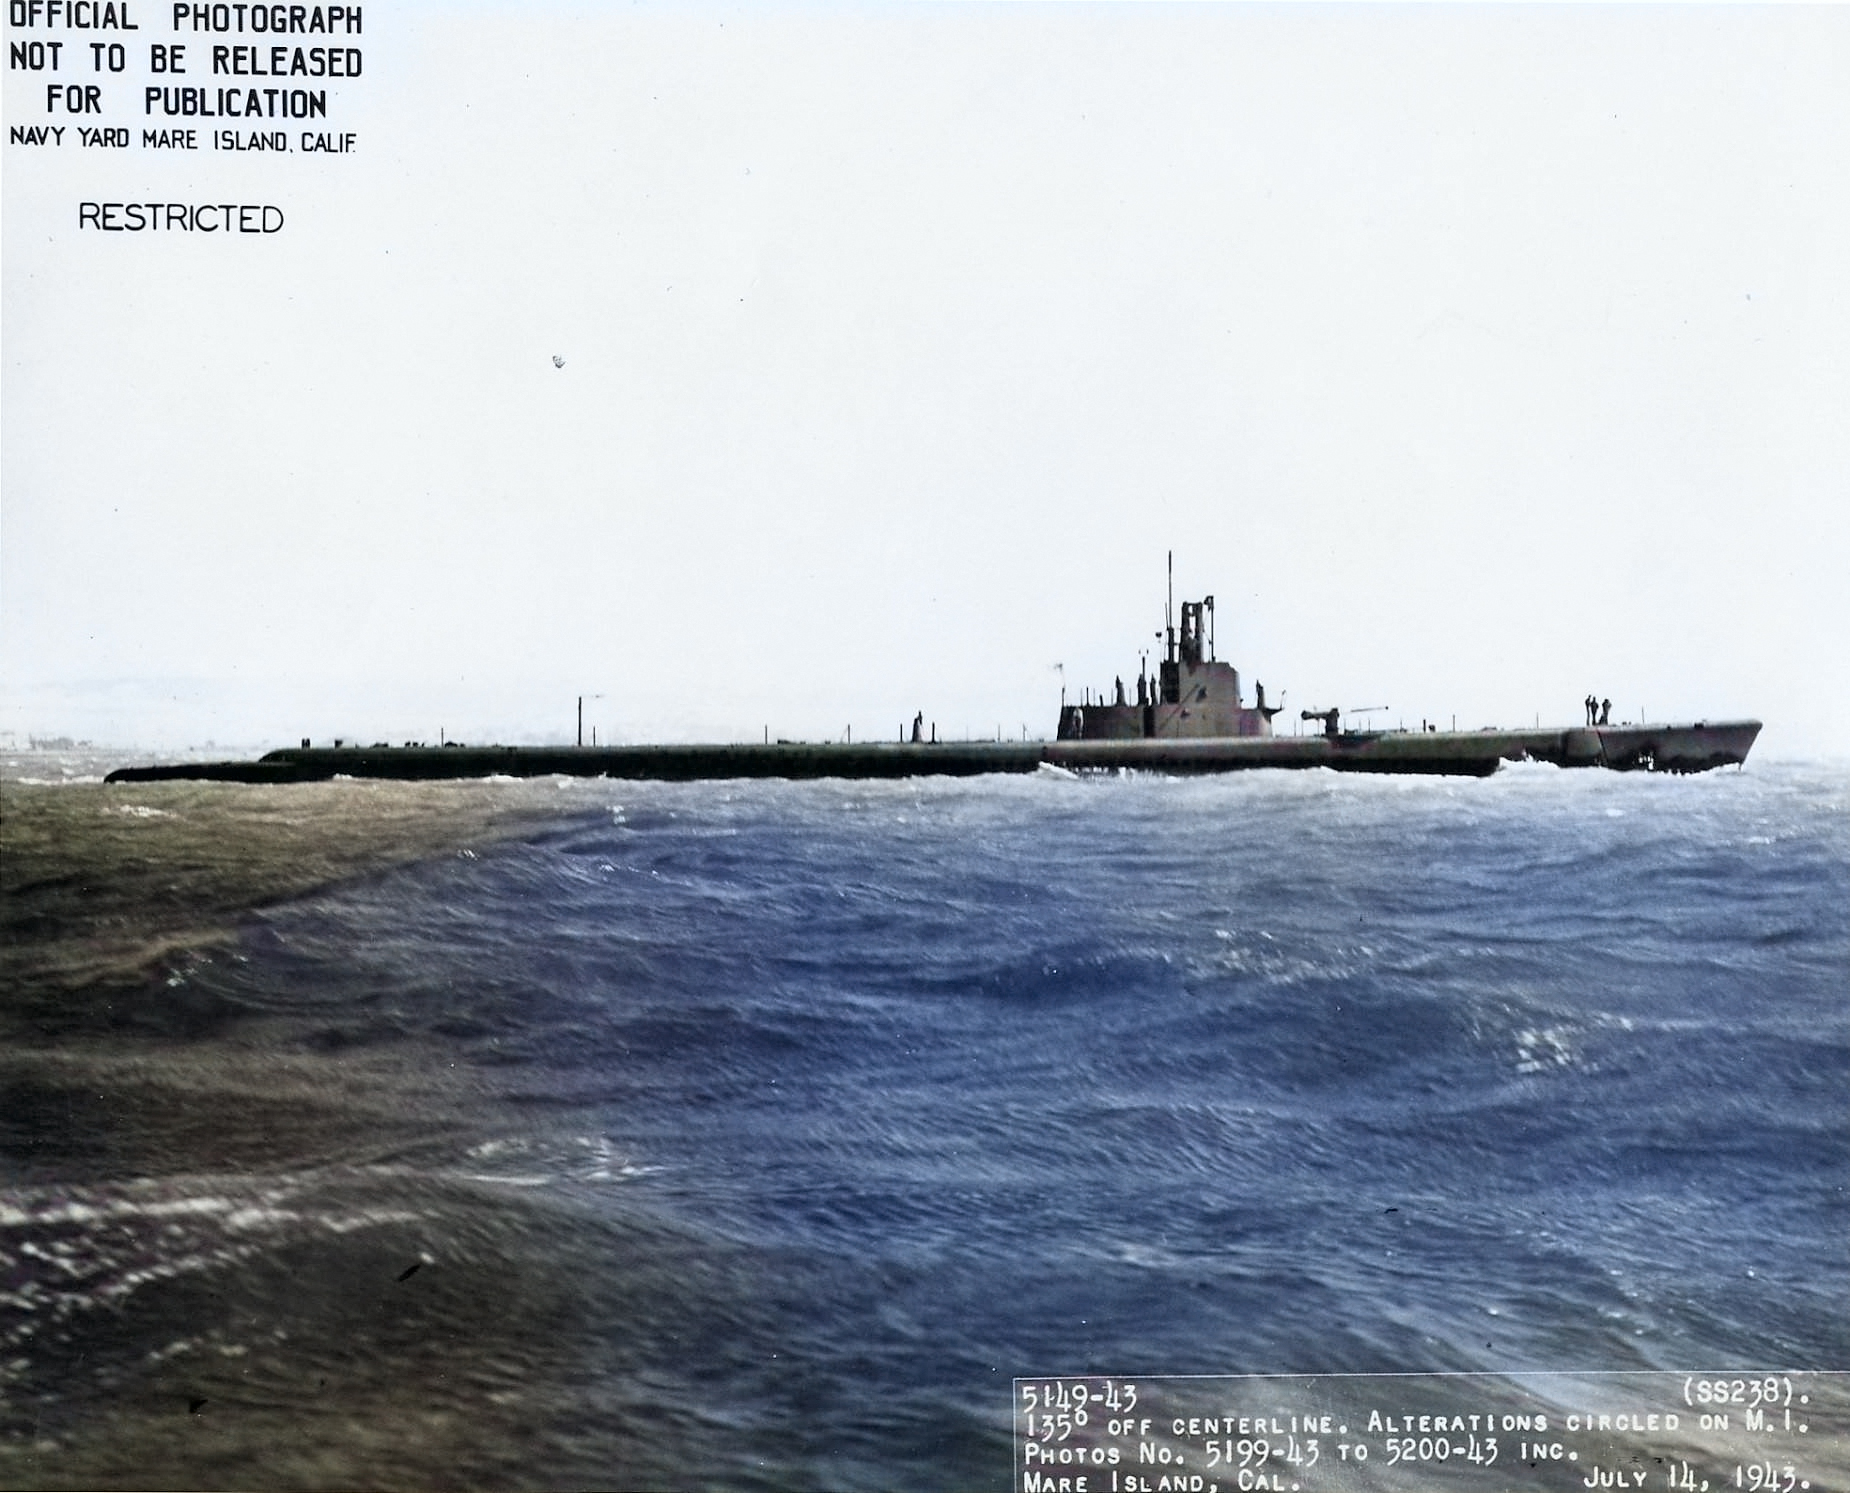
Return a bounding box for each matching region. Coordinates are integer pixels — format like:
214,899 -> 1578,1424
1057,558 -> 1279,741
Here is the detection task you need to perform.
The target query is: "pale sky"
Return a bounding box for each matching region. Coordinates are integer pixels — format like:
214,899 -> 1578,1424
5,4 -> 1847,756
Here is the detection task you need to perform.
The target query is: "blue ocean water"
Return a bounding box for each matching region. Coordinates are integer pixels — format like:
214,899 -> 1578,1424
3,761 -> 1847,1488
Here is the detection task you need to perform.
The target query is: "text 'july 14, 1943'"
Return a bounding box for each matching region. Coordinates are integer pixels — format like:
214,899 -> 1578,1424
1016,1373 -> 1850,1493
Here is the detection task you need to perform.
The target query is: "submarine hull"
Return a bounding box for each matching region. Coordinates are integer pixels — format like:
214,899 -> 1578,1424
103,721 -> 1760,786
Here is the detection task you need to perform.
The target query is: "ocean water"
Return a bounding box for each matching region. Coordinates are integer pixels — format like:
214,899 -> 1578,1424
2,757 -> 1846,1489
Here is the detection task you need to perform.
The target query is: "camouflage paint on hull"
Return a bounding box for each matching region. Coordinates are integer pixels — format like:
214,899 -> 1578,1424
104,720 -> 1760,786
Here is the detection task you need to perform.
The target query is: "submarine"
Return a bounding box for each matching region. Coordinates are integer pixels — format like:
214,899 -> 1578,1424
104,571 -> 1760,786
1045,578 -> 1759,775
